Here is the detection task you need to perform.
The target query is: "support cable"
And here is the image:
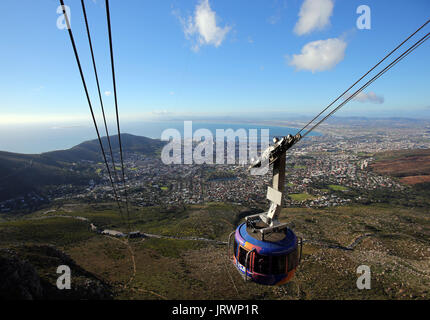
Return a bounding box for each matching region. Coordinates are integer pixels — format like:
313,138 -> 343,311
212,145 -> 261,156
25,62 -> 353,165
59,0 -> 124,218
297,19 -> 430,136
81,0 -> 122,195
105,0 -> 131,231
301,32 -> 430,139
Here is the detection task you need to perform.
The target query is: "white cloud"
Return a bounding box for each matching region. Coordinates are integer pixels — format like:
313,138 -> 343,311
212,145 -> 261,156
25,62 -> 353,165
294,0 -> 334,36
179,0 -> 231,51
104,91 -> 112,96
288,38 -> 347,73
343,91 -> 384,104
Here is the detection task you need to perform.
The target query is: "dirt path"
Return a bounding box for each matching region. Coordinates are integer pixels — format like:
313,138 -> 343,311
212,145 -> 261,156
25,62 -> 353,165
130,287 -> 168,300
105,236 -> 136,287
25,214 -> 227,244
25,214 -> 374,251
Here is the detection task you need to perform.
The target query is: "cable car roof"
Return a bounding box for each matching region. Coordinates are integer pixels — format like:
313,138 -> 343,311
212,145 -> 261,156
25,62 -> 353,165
235,223 -> 297,256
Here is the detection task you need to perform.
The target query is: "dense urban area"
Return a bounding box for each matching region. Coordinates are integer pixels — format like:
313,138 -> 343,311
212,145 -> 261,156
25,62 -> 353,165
2,119 -> 430,214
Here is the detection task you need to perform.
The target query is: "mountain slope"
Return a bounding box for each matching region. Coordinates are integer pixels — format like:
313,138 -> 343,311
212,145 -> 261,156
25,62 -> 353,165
43,134 -> 165,162
0,245 -> 112,300
0,134 -> 165,202
0,151 -> 95,201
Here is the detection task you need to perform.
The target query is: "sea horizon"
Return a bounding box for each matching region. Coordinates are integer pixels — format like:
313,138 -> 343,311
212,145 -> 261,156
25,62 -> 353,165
0,120 -> 321,155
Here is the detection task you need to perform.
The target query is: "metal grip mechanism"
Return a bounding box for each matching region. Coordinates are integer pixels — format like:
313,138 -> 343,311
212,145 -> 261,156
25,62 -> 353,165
249,133 -> 301,169
245,133 -> 301,240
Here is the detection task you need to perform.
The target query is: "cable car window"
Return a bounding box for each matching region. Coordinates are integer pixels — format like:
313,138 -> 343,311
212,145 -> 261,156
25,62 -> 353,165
233,240 -> 238,258
287,249 -> 298,272
253,251 -> 271,274
238,246 -> 248,266
271,255 -> 287,274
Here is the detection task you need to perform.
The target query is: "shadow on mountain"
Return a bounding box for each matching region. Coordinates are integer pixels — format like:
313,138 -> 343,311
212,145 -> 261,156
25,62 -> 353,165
0,134 -> 165,202
0,245 -> 112,300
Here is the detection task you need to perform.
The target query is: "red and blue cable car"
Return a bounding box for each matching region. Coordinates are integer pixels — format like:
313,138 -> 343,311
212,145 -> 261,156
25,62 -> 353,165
230,222 -> 301,285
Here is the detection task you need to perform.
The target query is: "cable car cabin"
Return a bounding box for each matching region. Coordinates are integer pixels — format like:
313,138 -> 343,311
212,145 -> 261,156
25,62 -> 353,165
228,133 -> 303,285
231,222 -> 301,286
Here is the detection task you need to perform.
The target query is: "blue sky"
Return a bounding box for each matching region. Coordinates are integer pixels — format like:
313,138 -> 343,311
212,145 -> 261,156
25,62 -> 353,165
0,0 -> 429,126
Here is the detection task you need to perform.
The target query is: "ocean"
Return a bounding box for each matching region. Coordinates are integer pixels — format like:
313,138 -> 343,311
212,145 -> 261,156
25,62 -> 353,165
0,121 -> 320,154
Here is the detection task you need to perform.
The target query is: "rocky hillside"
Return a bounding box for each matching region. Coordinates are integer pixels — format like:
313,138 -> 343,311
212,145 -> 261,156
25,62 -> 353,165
0,245 -> 112,300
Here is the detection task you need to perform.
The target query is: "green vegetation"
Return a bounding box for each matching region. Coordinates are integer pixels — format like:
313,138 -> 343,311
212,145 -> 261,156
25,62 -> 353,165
138,238 -> 205,258
293,165 -> 306,169
0,217 -> 95,248
0,244 -> 112,299
131,202 -> 241,240
288,193 -> 317,201
0,134 -> 166,201
328,184 -> 349,191
356,152 -> 374,157
44,134 -> 165,163
29,202 -> 242,240
1,201 -> 430,300
0,151 -> 97,201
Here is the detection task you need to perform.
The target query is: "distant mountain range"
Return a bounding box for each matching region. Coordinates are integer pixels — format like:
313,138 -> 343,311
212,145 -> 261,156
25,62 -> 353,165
43,133 -> 165,162
0,134 -> 165,202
